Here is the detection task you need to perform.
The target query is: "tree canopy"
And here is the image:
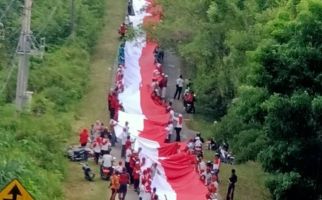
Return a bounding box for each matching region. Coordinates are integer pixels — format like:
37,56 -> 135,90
155,0 -> 322,199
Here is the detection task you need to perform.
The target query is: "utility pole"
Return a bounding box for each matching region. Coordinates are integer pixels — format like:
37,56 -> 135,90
70,0 -> 75,38
15,0 -> 32,111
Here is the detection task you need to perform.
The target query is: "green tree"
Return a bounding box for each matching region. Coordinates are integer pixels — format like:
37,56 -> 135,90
156,0 -> 322,199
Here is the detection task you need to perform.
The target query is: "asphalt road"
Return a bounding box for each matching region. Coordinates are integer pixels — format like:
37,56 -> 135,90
111,50 -> 198,200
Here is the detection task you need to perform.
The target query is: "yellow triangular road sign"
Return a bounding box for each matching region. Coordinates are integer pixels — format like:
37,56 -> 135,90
0,179 -> 33,200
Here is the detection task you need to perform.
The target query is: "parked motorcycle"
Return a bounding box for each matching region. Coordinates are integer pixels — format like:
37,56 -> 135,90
183,91 -> 196,114
185,103 -> 193,113
66,146 -> 90,161
219,147 -> 235,165
81,163 -> 95,181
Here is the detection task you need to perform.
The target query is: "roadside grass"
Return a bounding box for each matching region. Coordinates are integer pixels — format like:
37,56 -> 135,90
186,115 -> 271,200
63,0 -> 126,199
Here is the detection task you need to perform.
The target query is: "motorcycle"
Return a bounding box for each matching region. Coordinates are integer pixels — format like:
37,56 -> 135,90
219,147 -> 235,165
226,153 -> 235,165
185,103 -> 193,113
66,146 -> 88,161
183,92 -> 196,114
100,166 -> 113,180
81,163 -> 95,181
100,157 -> 116,180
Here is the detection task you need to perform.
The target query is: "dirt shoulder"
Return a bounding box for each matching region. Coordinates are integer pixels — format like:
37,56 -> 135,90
63,0 -> 126,200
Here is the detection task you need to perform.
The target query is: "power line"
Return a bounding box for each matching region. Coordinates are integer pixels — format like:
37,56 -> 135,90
34,5 -> 58,38
0,3 -> 58,99
0,60 -> 17,95
0,0 -> 17,22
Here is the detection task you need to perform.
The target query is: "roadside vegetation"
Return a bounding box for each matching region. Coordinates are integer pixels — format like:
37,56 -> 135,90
0,0 -> 107,199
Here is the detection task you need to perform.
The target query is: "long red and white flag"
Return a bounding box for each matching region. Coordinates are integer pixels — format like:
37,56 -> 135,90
114,0 -> 207,199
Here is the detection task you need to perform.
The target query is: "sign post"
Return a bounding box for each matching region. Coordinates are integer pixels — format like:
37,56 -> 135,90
0,179 -> 33,200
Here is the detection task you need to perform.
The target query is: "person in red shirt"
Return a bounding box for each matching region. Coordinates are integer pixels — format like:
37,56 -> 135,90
129,151 -> 138,184
165,101 -> 172,113
111,99 -> 120,120
132,162 -> 140,194
109,92 -> 117,119
118,23 -> 127,39
125,136 -> 132,150
116,68 -> 123,83
107,89 -> 114,117
118,168 -> 130,200
79,128 -> 89,147
213,153 -> 221,176
206,179 -> 217,200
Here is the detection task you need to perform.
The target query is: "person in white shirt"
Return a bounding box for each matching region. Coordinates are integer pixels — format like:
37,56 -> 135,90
165,121 -> 174,142
188,139 -> 195,152
198,158 -> 207,175
125,148 -> 132,163
174,113 -> 183,141
101,136 -> 111,154
151,162 -> 160,179
124,121 -> 129,133
125,147 -> 132,182
173,75 -> 184,100
92,137 -> 102,165
203,169 -> 212,186
109,119 -> 117,146
115,161 -> 124,173
93,120 -> 102,138
195,137 -> 203,147
102,152 -> 113,168
121,127 -> 128,158
169,110 -> 175,122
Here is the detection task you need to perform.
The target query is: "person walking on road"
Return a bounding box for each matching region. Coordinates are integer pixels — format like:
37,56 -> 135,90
166,121 -> 174,142
132,161 -> 141,194
92,137 -> 102,164
173,75 -> 184,100
121,122 -> 129,158
160,74 -> 168,100
226,169 -> 237,200
109,171 -> 120,200
118,168 -> 130,200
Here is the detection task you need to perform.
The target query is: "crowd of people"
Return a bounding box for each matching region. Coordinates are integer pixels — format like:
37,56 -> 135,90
74,1 -> 238,200
77,119 -> 237,200
79,120 -> 161,200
